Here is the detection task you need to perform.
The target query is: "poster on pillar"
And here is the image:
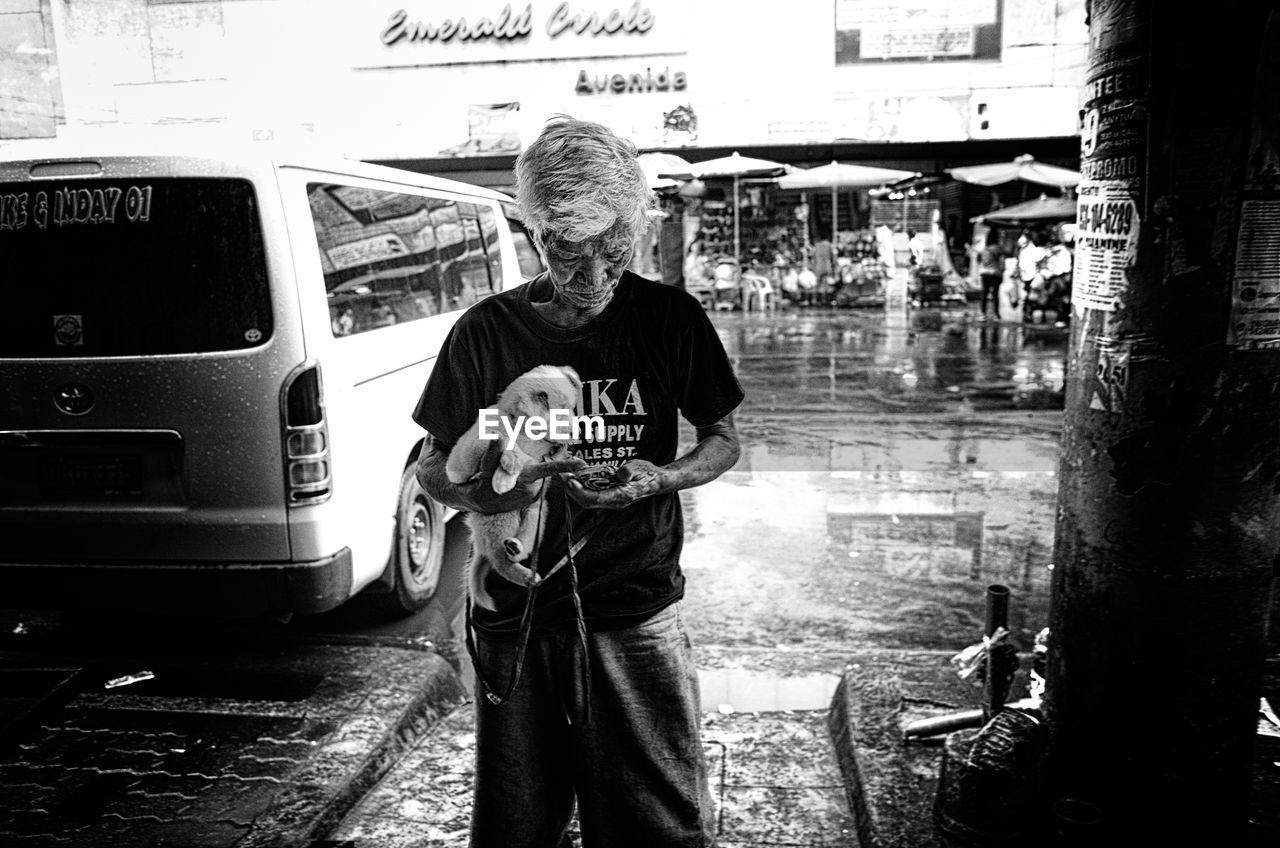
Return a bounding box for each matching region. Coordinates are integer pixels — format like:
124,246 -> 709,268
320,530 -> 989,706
1074,0 -> 1148,317
1073,180 -> 1140,314
1228,201 -> 1280,348
1229,11 -> 1280,349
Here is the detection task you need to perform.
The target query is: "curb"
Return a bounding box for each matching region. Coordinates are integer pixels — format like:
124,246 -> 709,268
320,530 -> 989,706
829,651 -> 1280,848
826,651 -> 977,848
242,650 -> 467,848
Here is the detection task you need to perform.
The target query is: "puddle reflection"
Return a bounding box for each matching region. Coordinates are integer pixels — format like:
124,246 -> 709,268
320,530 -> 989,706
714,309 -> 1068,413
699,668 -> 840,713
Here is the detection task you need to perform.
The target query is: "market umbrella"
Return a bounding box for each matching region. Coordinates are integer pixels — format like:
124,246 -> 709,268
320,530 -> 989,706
971,194 -> 1078,225
659,152 -> 789,264
775,160 -> 919,247
637,152 -> 692,190
948,154 -> 1081,188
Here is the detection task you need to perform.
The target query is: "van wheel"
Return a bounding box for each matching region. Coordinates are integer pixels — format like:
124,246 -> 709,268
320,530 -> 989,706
371,465 -> 445,616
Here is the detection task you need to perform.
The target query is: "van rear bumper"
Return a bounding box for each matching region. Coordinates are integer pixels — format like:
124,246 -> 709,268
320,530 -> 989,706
0,548 -> 353,616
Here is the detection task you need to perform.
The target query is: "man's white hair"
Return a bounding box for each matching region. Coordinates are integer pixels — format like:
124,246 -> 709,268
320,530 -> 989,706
515,115 -> 655,245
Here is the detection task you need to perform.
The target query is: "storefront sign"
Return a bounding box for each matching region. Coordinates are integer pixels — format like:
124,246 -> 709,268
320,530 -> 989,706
381,2 -> 656,46
576,66 -> 685,95
381,4 -> 532,45
835,0 -> 1002,64
547,2 -> 654,37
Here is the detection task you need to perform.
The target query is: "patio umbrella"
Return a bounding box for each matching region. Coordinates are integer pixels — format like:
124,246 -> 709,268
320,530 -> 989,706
775,160 -> 919,247
948,154 -> 1081,189
971,194 -> 1078,225
659,152 -> 789,264
637,152 -> 692,190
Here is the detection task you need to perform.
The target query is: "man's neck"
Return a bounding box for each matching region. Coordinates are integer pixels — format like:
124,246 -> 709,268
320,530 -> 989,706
529,275 -> 618,328
532,294 -> 611,328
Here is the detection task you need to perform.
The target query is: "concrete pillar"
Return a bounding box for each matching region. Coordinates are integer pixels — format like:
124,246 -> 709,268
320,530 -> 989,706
1044,0 -> 1280,841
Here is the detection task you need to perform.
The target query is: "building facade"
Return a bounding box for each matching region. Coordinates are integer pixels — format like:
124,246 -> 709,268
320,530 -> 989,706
3,0 -> 1086,178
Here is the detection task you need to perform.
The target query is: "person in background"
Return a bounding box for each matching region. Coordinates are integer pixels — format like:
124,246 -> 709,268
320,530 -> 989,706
1037,228 -> 1074,324
331,305 -> 355,336
797,264 -> 818,306
907,229 -> 926,267
770,247 -> 788,289
781,264 -> 801,305
1015,230 -> 1047,322
977,233 -> 1005,320
412,115 -> 743,848
998,254 -> 1022,322
684,239 -> 710,288
812,238 -> 835,306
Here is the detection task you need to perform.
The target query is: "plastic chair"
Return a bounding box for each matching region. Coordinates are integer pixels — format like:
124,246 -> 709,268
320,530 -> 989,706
742,273 -> 776,312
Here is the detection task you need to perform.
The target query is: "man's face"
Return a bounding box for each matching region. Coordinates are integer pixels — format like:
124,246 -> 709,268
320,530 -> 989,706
538,227 -> 635,310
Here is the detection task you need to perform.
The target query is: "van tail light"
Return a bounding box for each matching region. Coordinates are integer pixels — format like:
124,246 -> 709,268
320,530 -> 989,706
281,362 -> 331,505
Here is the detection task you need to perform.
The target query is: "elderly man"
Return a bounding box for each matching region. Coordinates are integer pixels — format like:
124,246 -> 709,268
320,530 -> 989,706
412,115 -> 743,848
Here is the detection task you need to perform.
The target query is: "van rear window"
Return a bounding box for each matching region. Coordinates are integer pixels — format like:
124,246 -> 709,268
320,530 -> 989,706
0,178 -> 271,357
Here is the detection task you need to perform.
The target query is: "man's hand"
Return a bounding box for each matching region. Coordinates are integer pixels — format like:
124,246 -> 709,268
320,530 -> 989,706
564,459 -> 670,510
470,454 -> 587,514
416,437 -> 586,515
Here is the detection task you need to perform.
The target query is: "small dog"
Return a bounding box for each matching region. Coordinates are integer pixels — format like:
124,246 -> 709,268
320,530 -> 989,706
446,365 -> 583,610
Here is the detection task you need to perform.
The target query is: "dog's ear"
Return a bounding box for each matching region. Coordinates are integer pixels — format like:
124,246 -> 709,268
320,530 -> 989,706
552,368 -> 581,411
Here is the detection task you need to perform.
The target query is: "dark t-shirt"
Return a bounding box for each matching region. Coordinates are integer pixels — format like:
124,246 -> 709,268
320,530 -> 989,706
412,271 -> 744,637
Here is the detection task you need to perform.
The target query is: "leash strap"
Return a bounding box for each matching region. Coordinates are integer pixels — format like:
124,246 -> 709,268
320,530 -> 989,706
465,481 -> 596,717
563,485 -> 592,725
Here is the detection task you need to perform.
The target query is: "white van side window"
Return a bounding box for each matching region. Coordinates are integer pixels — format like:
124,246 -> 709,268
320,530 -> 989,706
476,205 -> 504,293
444,202 -> 495,311
306,183 -> 498,337
508,218 -> 544,280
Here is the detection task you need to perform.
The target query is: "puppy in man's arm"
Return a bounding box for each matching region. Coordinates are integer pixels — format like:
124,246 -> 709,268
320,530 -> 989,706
444,365 -> 583,610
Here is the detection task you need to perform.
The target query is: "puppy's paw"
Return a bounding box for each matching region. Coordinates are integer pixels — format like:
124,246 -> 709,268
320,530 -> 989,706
491,449 -> 527,494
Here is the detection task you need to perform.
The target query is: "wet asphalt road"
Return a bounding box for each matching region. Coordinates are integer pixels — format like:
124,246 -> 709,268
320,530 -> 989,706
679,307 -> 1065,706
0,303 -> 1068,690
322,304 -> 1072,847
0,304 -> 1071,844
312,304 -> 1070,706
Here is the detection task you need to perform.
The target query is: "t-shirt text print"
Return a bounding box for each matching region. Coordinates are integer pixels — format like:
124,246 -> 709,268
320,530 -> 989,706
574,377 -> 647,487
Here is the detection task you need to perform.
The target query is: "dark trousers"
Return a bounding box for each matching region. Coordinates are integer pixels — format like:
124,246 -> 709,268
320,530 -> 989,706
980,273 -> 1002,315
470,603 -> 715,848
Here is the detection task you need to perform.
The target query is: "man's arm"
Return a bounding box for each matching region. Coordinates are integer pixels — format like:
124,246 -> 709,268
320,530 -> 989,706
416,435 -> 587,515
662,412 -> 741,491
564,412 -> 741,510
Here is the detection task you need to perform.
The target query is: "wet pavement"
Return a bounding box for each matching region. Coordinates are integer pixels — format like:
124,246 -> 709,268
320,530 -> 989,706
332,304 -> 1071,846
1,303 -> 1089,846
679,306 -> 1068,666
0,616 -> 465,848
717,307 -> 1067,416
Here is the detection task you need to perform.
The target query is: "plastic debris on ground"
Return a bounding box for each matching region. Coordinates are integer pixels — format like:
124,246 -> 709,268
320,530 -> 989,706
104,670 -> 155,689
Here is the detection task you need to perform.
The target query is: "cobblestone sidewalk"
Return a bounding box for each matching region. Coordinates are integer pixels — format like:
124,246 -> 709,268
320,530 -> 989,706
0,644 -> 465,848
333,701 -> 856,847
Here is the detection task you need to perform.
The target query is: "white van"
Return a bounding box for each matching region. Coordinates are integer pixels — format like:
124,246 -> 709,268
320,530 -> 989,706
0,149 -> 544,617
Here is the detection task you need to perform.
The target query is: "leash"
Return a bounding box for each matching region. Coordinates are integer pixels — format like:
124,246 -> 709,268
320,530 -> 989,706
465,480 -> 595,721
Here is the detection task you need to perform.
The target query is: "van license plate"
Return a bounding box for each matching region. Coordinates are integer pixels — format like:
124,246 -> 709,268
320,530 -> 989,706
39,454 -> 143,497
